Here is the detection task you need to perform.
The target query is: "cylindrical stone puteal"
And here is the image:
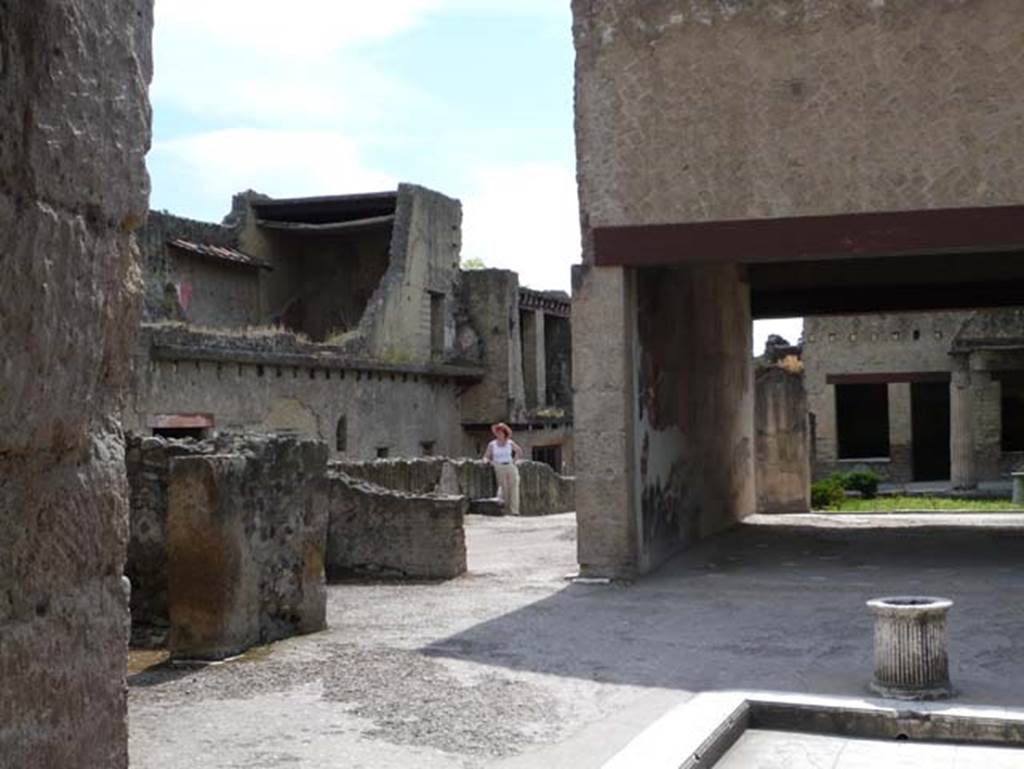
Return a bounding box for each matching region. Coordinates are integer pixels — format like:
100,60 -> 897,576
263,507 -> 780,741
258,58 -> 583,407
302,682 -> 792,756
867,596 -> 953,700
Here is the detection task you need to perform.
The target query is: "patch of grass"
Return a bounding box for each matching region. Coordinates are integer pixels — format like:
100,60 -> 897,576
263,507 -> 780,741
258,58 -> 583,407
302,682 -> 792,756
832,496 -> 1022,513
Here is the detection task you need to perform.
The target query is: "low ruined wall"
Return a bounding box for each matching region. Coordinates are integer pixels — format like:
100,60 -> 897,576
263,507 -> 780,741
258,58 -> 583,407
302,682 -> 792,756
334,457 -> 447,493
755,367 -> 811,513
162,435 -> 327,660
326,474 -> 467,580
330,458 -> 575,516
126,435 -> 213,647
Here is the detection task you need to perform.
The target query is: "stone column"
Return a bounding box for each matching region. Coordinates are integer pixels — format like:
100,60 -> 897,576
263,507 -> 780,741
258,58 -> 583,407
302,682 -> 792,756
520,309 -> 547,409
572,264 -> 639,578
888,382 -> 913,483
0,2 -> 153,766
534,310 -> 547,408
950,356 -> 977,489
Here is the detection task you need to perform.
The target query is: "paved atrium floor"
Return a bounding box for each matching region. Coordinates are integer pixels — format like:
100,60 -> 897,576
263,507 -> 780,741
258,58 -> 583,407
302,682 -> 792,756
130,512 -> 1024,768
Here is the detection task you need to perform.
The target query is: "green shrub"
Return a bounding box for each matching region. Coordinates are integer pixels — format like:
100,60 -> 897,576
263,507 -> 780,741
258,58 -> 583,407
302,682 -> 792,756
839,470 -> 880,499
811,478 -> 846,509
827,470 -> 880,500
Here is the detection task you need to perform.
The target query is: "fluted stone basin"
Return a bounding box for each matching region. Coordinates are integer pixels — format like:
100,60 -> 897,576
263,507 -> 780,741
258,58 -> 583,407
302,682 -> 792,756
867,596 -> 953,700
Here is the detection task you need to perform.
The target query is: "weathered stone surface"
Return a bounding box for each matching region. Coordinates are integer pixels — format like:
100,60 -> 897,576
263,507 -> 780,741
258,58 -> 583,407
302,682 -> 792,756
574,0 -> 1024,231
571,264 -> 638,577
326,474 -> 468,580
126,435 -> 214,647
755,367 -> 811,513
166,436 -> 328,660
868,596 -> 953,700
331,458 -> 574,516
804,311 -> 1018,484
0,1 -> 152,766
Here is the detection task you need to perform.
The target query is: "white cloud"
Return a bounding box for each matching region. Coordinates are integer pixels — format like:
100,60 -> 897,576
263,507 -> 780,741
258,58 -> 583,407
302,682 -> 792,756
753,318 -> 804,356
150,129 -> 396,220
154,1 -> 565,58
155,1 -> 443,57
461,163 -> 580,292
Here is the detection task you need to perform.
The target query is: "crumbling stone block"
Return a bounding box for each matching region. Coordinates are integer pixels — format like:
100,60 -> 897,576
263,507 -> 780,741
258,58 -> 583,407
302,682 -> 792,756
126,435 -> 213,647
166,436 -> 328,660
331,457 -> 574,516
326,474 -> 468,580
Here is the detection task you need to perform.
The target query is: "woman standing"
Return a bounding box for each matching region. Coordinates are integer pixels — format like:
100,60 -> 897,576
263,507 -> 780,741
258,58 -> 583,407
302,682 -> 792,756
484,422 -> 522,515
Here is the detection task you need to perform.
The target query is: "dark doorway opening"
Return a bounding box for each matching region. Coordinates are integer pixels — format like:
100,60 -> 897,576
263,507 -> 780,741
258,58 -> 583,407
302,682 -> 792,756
999,373 -> 1024,451
532,445 -> 562,473
836,383 -> 889,459
911,381 -> 951,481
152,427 -> 207,440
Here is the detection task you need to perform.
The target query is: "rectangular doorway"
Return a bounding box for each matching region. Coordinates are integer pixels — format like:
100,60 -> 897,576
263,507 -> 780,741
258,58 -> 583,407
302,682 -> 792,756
911,381 -> 950,481
532,445 -> 562,473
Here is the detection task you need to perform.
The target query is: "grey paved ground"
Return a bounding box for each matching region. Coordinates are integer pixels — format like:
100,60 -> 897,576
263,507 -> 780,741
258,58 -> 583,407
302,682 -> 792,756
717,729 -> 1024,769
129,512 -> 1024,768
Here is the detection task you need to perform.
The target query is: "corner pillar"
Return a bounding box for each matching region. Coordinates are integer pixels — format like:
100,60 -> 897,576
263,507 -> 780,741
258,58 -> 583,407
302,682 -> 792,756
951,356 -> 977,489
572,264 -> 638,578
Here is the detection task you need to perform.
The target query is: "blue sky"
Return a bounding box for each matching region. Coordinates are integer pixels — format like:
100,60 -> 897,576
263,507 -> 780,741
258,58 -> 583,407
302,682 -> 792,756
148,1 -> 800,350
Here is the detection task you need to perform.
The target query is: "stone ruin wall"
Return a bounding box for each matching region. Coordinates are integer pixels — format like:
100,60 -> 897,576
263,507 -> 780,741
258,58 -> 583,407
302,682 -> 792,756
140,211 -> 240,322
129,326 -> 464,460
126,435 -> 215,647
326,474 -> 468,580
755,366 -> 811,513
332,457 -> 575,517
0,2 -> 153,766
125,434 -> 328,660
803,312 -> 1004,482
166,435 -> 328,660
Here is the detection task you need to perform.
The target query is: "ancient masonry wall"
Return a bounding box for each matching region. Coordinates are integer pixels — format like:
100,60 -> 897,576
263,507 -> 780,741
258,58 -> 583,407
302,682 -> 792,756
459,269 -> 528,423
633,265 -> 755,573
803,312 -> 1003,482
166,436 -> 328,660
357,184 -> 464,363
755,367 -> 811,513
0,2 -> 153,765
129,339 -> 464,460
571,0 -> 1024,575
325,474 -> 468,580
126,435 -> 214,647
140,211 -> 242,323
332,458 -> 575,516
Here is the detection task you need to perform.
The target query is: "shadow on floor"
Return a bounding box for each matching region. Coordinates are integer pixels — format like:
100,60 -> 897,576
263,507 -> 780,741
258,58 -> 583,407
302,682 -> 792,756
424,522 -> 1024,704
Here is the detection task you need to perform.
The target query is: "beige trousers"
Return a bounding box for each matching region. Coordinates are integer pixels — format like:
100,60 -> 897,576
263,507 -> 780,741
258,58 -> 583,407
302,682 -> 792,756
493,463 -> 520,515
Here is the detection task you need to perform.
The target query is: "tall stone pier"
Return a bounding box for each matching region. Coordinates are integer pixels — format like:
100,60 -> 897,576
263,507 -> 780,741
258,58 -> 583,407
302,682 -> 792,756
571,0 -> 1024,577
0,2 -> 153,766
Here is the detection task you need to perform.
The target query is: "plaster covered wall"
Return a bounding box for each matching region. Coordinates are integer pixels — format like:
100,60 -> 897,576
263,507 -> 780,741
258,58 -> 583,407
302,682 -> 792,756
634,266 -> 755,572
139,211 -> 237,321
573,0 -> 1024,227
129,350 -> 463,460
0,1 -> 152,765
166,253 -> 261,328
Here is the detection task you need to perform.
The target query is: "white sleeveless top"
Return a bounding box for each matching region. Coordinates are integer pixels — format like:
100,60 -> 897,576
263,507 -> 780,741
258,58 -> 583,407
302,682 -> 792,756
490,440 -> 514,464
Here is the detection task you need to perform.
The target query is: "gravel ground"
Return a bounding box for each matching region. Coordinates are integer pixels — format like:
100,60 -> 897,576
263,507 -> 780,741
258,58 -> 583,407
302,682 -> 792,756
130,512 -> 1024,768
129,514 -> 650,768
